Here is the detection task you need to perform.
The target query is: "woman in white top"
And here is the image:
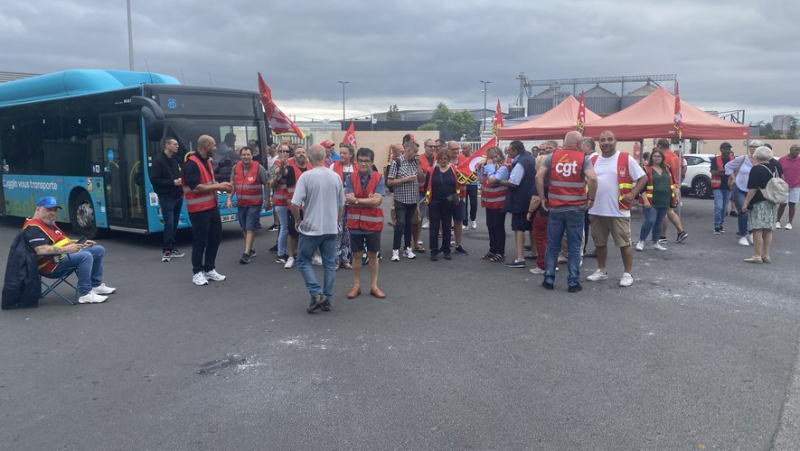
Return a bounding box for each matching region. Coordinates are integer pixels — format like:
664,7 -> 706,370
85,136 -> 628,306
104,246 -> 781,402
726,140 -> 762,246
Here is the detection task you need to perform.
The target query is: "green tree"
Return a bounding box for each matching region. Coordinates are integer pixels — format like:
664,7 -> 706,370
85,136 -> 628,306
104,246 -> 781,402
431,103 -> 451,129
449,110 -> 477,140
418,123 -> 438,131
386,104 -> 401,121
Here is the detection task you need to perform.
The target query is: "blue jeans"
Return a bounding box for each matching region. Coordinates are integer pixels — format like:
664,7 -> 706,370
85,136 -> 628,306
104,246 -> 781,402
297,233 -> 337,301
713,189 -> 731,229
47,245 -> 106,296
732,187 -> 749,236
160,196 -> 183,251
544,211 -> 584,287
274,205 -> 289,256
639,207 -> 669,242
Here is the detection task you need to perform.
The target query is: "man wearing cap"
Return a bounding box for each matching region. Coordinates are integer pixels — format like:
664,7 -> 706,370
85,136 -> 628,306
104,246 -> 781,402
321,140 -> 340,167
23,197 -> 116,304
710,142 -> 735,234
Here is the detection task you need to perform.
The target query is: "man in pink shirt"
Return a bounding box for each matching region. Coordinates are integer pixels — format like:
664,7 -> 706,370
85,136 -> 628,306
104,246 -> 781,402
777,144 -> 800,230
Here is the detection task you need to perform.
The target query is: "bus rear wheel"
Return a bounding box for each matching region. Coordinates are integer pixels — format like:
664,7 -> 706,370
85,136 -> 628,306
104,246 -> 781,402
70,190 -> 98,239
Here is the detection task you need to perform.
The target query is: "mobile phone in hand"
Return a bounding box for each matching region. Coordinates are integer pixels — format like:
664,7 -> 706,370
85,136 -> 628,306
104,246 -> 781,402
77,236 -> 87,244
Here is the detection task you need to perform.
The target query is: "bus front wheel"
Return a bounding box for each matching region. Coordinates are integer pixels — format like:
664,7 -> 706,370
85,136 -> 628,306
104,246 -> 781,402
70,190 -> 98,239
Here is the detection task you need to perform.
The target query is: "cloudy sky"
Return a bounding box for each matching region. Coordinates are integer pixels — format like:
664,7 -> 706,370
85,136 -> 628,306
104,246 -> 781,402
2,0 -> 798,123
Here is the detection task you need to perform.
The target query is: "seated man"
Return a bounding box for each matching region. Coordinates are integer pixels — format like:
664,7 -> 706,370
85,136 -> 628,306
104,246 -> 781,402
23,196 -> 116,304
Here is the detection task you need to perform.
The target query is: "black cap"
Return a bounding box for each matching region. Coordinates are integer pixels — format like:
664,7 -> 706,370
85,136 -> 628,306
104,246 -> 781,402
720,142 -> 732,149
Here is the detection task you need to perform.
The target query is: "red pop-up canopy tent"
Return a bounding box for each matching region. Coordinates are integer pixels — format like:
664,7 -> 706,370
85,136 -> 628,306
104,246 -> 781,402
583,86 -> 749,140
498,96 -> 602,140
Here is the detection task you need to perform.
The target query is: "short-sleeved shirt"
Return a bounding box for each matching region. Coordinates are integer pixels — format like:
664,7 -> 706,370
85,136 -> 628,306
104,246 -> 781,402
291,167 -> 345,236
508,154 -> 526,186
748,162 -> 782,205
183,153 -> 214,190
345,170 -> 387,235
778,155 -> 800,188
388,155 -> 419,204
541,152 -> 593,213
589,151 -> 646,218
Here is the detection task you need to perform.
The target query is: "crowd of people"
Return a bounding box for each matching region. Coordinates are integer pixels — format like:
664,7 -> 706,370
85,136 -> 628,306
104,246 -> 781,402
12,131 -> 798,312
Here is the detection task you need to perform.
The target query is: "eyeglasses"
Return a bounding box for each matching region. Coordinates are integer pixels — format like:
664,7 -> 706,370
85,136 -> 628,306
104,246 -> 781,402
357,159 -> 372,164
279,150 -> 290,153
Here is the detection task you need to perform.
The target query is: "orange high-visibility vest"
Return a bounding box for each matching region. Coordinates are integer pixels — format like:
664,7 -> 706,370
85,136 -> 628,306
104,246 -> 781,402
346,171 -> 384,232
182,155 -> 217,213
591,152 -> 634,211
22,217 -> 71,274
233,161 -> 263,207
548,149 -> 587,208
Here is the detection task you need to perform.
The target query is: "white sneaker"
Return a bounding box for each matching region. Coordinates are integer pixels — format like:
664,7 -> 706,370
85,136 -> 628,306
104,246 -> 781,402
391,250 -> 401,262
404,247 -> 417,259
746,233 -> 754,245
619,273 -> 634,287
776,221 -> 782,229
738,236 -> 750,246
635,241 -> 645,251
557,256 -> 567,264
91,283 -> 116,295
417,240 -> 424,246
785,223 -> 793,230
78,292 -> 108,304
587,269 -> 608,281
312,255 -> 323,266
653,243 -> 667,251
421,219 -> 430,229
529,267 -> 545,274
204,269 -> 226,281
471,221 -> 477,229
192,272 -> 209,286
284,256 -> 295,269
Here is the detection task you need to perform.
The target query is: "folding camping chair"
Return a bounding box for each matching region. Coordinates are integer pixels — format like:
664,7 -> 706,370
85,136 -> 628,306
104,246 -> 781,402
40,267 -> 79,305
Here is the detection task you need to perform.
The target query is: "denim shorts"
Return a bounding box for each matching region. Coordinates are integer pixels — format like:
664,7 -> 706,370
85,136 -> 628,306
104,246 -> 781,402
237,205 -> 262,231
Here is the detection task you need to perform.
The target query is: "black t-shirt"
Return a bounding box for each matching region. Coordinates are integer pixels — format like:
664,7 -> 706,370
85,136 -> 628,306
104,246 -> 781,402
748,162 -> 782,205
24,222 -> 66,250
285,165 -> 307,187
425,167 -> 457,200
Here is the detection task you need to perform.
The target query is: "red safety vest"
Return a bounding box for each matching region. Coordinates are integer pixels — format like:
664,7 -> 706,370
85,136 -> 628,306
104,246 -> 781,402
549,149 -> 588,208
591,152 -> 635,211
331,161 -> 355,185
425,165 -> 460,204
182,155 -> 217,213
286,157 -> 312,198
452,154 -> 467,199
710,155 -> 731,189
480,165 -> 508,210
22,217 -> 71,274
346,171 -> 384,232
641,165 -> 678,207
271,160 -> 288,207
233,161 -> 263,207
418,154 -> 437,193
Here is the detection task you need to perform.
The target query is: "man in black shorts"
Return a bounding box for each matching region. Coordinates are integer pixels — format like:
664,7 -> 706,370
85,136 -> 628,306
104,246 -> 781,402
500,141 -> 537,268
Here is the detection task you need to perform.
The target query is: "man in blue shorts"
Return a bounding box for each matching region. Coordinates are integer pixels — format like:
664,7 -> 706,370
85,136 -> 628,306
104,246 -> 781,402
226,146 -> 269,264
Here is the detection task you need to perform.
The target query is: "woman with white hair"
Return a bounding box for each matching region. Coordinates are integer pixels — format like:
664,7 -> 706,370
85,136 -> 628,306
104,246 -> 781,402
741,146 -> 783,263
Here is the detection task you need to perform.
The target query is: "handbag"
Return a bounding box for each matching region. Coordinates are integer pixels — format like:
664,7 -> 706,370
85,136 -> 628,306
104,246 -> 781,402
761,166 -> 789,204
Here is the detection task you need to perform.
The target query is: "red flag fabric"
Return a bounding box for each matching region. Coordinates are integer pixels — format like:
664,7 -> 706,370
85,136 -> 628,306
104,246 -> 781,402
491,100 -> 504,136
456,137 -> 497,183
576,91 -> 586,133
673,81 -> 684,140
257,73 -> 305,139
341,122 -> 357,147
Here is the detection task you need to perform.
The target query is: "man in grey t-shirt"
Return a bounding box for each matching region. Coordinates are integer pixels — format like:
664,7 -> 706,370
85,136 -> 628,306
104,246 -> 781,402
291,144 -> 345,313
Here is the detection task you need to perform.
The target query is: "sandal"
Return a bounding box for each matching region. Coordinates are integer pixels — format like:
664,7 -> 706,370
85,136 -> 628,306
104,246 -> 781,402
482,252 -> 493,260
341,262 -> 353,270
490,254 -> 505,262
743,256 -> 762,264
762,257 -> 771,264
413,247 -> 426,254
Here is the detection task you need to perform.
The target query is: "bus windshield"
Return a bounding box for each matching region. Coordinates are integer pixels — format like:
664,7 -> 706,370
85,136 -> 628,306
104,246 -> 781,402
160,118 -> 264,181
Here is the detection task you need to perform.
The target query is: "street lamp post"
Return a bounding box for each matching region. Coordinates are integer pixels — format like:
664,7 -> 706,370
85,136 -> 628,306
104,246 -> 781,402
338,81 -> 350,122
479,80 -> 492,132
126,0 -> 134,70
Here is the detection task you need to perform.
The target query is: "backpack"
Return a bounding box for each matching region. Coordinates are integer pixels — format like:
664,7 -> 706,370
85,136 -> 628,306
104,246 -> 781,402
385,157 -> 402,194
761,167 -> 789,204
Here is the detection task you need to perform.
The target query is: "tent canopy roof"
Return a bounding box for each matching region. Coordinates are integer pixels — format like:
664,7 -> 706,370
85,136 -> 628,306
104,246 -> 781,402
498,96 -> 602,140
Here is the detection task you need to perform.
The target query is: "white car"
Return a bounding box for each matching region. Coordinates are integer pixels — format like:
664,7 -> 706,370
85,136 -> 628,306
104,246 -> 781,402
681,153 -> 714,199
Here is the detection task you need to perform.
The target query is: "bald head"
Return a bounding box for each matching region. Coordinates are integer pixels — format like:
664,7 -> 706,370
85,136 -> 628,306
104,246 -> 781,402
563,131 -> 583,150
308,144 -> 326,166
197,135 -> 216,156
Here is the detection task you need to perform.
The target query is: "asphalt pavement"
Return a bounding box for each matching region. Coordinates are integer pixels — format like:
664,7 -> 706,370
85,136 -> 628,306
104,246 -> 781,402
1,196 -> 799,451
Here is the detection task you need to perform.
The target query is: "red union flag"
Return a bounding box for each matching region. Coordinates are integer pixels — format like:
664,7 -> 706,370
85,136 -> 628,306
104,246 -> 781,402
457,137 -> 497,183
576,91 -> 586,133
257,73 -> 305,139
342,122 -> 357,147
673,81 -> 684,139
491,99 -> 504,136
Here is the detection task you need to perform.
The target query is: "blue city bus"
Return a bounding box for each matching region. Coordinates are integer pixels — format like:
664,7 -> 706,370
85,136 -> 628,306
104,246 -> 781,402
0,69 -> 271,238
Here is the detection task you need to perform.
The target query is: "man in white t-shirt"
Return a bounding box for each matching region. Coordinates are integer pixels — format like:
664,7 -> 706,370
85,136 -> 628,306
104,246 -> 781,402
586,130 -> 647,287
291,144 -> 346,313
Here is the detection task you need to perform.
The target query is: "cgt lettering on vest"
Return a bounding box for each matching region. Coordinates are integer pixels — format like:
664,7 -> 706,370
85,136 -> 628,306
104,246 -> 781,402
555,159 -> 580,178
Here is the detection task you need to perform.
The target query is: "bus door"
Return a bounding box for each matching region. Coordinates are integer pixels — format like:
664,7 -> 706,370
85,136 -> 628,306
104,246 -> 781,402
0,141 -> 5,215
100,114 -> 147,229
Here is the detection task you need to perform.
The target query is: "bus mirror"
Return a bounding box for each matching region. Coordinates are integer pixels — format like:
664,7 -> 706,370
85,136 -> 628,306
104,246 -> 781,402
131,96 -> 165,141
